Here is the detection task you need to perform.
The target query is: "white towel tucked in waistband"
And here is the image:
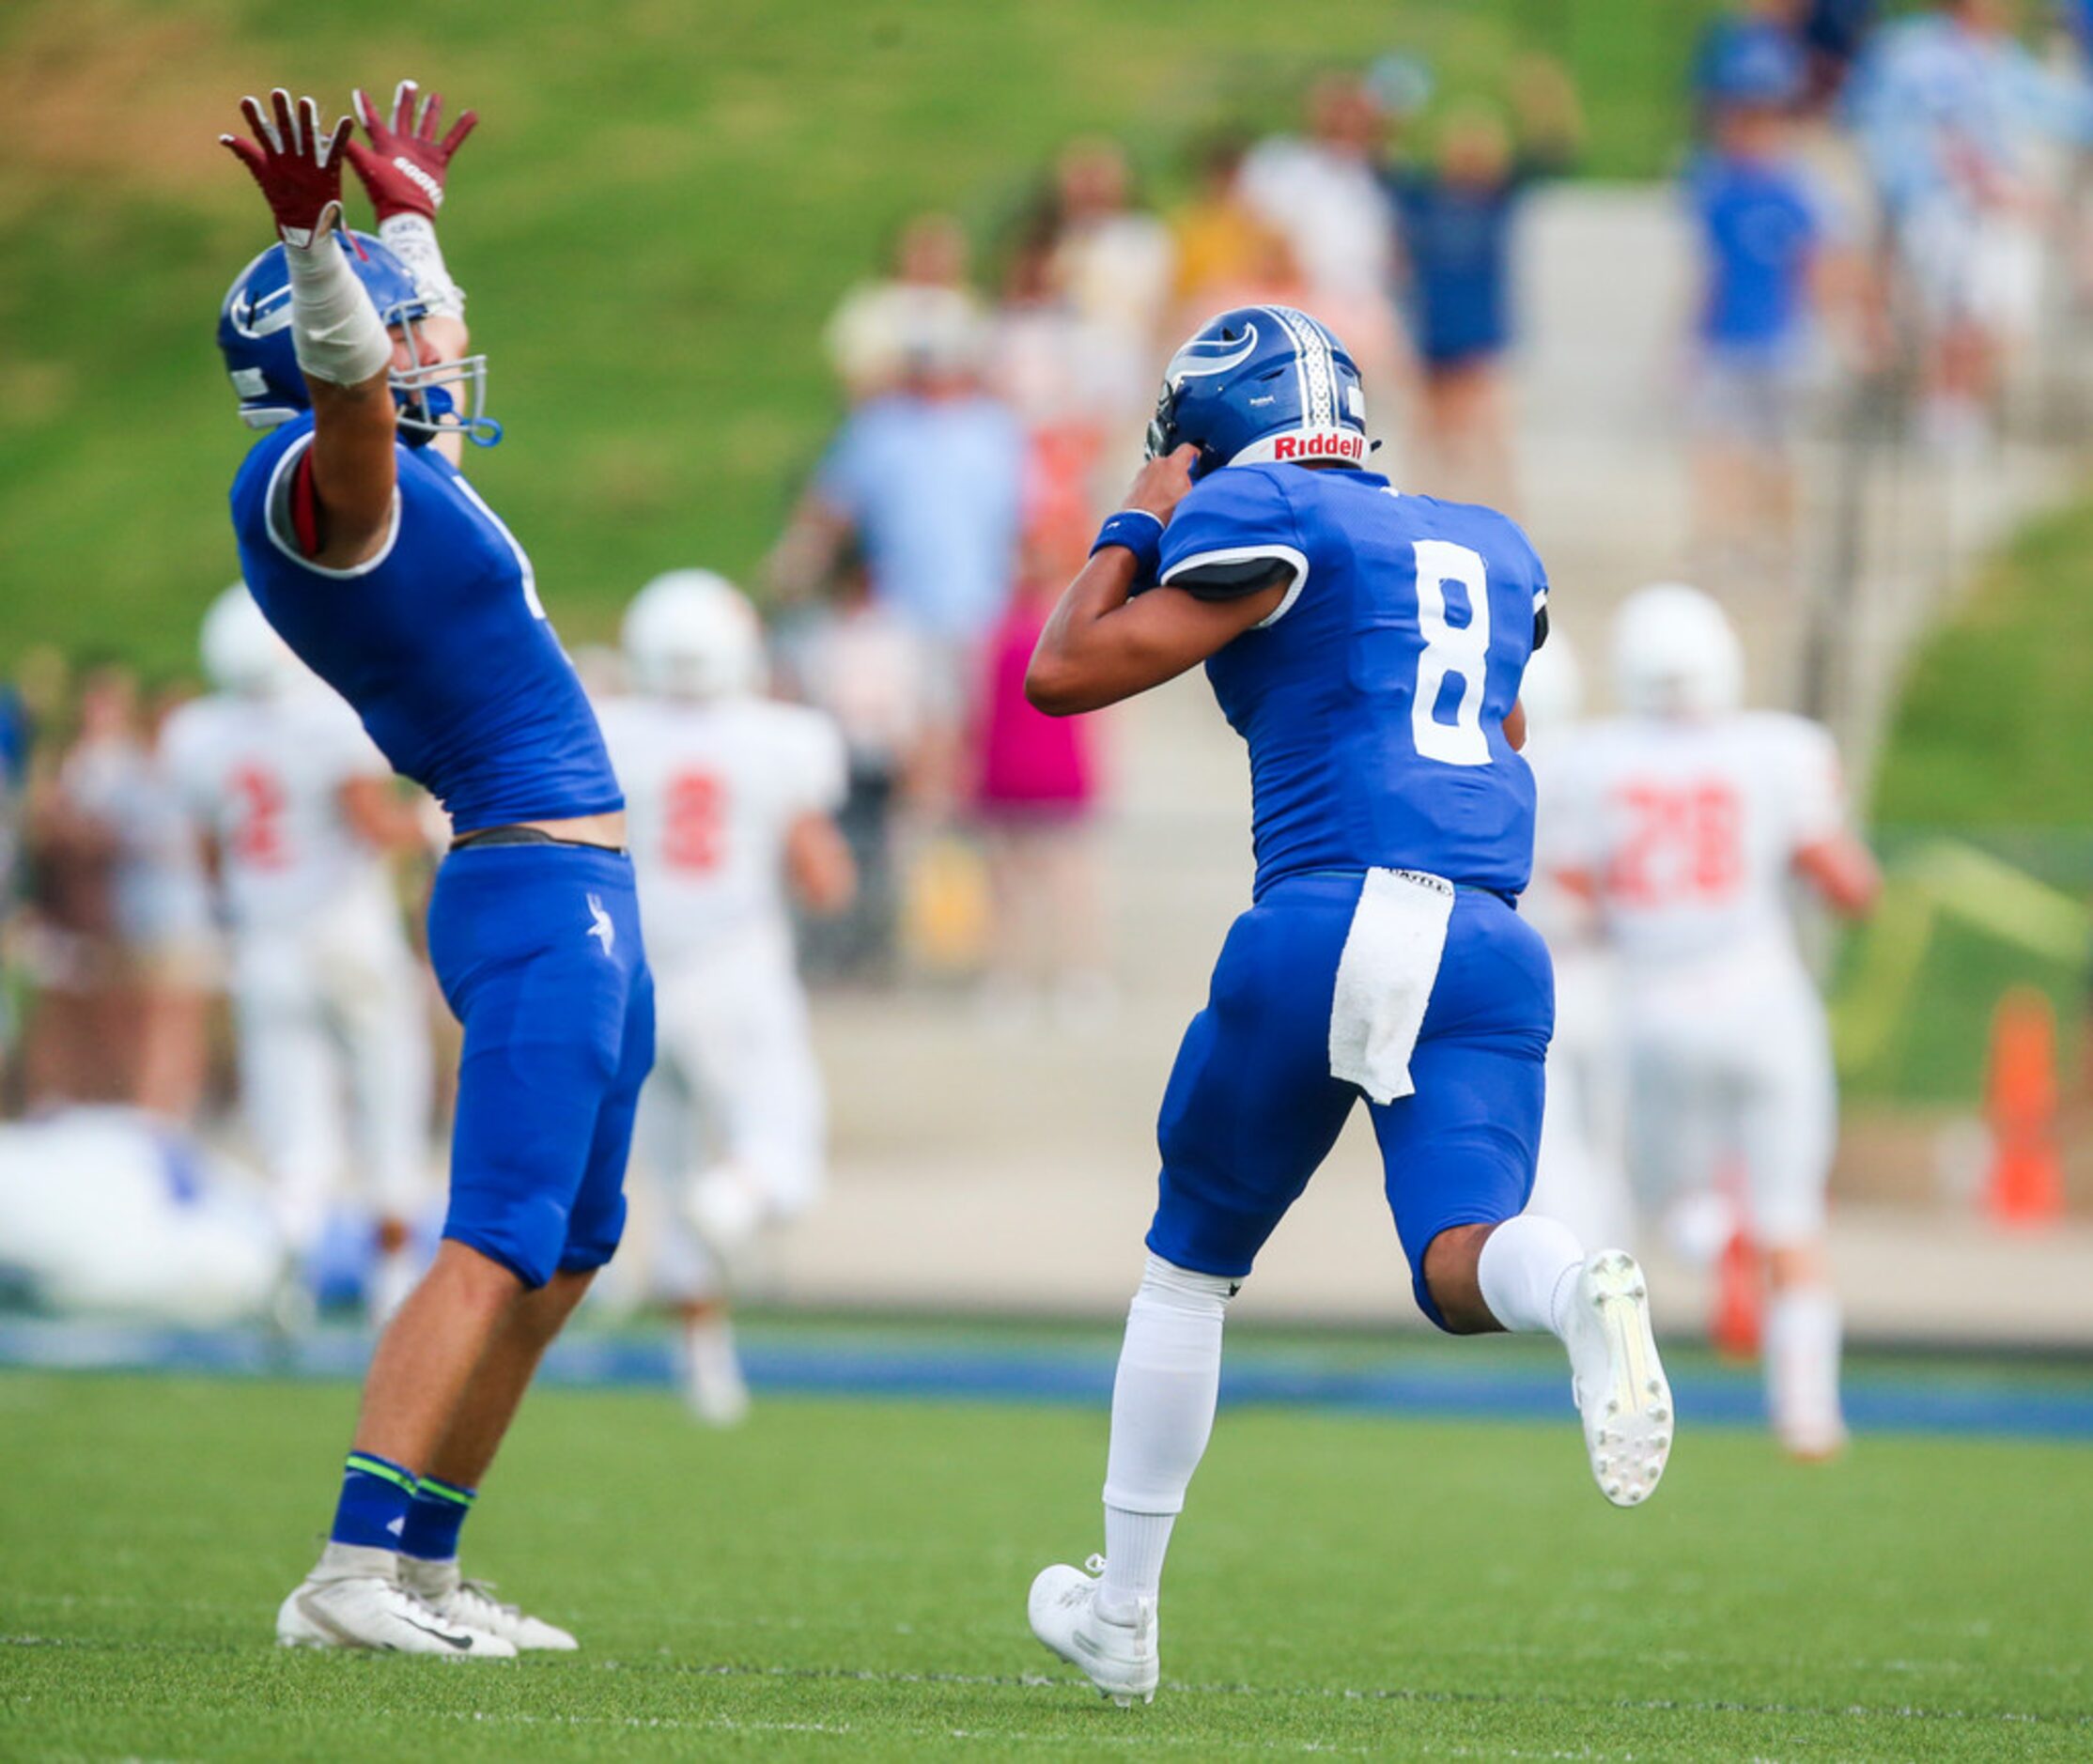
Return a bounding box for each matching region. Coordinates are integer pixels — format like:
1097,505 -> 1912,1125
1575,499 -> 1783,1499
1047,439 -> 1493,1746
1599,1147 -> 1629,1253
1328,867 -> 1456,1106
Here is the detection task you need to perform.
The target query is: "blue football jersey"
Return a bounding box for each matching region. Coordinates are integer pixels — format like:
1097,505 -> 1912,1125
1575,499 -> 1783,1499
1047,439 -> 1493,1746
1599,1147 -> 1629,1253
1158,462 -> 1544,898
229,416 -> 623,832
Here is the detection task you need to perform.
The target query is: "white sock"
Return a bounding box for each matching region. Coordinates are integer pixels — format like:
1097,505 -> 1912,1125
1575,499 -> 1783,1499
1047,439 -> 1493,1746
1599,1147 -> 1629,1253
1475,1214 -> 1587,1338
1097,1254 -> 1235,1617
1765,1284 -> 1843,1438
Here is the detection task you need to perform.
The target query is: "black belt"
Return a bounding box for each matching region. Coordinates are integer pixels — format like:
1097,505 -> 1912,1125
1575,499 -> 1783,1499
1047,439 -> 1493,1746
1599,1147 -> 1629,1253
450,825 -> 628,856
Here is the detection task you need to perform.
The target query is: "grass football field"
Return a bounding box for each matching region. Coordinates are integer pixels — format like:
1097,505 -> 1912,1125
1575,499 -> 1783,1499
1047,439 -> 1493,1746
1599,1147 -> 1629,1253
4,1354 -> 2090,1762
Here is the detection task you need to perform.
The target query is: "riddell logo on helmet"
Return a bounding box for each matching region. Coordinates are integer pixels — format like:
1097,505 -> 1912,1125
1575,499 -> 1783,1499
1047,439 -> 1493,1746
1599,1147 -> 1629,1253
1273,431 -> 1365,462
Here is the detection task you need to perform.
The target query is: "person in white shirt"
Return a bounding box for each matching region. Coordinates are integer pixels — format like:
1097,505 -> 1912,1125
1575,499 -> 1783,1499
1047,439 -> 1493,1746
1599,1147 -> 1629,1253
1519,636 -> 1633,1252
1546,584 -> 1879,1458
160,585 -> 433,1323
597,571 -> 856,1425
1239,74 -> 1406,404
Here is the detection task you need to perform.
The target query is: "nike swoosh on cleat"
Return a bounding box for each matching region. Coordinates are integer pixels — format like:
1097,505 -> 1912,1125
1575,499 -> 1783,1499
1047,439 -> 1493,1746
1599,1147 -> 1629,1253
402,1615 -> 479,1651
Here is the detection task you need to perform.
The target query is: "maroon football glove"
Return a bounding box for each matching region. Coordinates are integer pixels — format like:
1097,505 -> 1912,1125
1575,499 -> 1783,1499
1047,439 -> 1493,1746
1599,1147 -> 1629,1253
219,89 -> 353,249
344,80 -> 478,223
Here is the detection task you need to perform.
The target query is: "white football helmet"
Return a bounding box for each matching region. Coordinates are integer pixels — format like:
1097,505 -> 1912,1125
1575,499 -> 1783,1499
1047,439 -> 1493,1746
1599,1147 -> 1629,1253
622,570 -> 765,701
200,583 -> 300,698
1612,583 -> 1744,719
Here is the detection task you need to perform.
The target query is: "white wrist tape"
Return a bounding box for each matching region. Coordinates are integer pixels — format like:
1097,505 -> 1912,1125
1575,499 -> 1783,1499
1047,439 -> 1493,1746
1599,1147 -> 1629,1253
379,213 -> 467,320
285,230 -> 393,386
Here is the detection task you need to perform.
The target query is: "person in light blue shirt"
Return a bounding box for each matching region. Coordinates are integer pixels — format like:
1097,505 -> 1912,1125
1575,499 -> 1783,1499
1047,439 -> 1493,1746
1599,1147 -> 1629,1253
778,303 -> 1025,687
1844,1 -> 2093,443
812,391 -> 1025,643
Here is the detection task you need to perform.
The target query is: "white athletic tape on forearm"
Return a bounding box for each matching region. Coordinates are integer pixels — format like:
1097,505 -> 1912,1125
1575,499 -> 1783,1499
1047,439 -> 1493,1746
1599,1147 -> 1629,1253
285,231 -> 393,386
378,213 -> 466,320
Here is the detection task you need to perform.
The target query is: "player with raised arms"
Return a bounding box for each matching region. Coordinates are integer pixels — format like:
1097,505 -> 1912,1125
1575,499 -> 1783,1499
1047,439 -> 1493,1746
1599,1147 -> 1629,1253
1021,306 -> 1673,1705
218,84 -> 653,1656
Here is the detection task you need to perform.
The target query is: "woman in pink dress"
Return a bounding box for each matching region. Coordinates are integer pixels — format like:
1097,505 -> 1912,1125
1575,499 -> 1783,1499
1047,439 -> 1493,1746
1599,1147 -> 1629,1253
971,565 -> 1109,1022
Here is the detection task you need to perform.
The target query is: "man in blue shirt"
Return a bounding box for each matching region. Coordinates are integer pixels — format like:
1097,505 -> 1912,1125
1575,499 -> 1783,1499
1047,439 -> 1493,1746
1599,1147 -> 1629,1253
219,84 -> 651,1658
1683,60 -> 1833,575
1387,81 -> 1575,506
776,306 -> 1024,710
1018,307 -> 1672,1705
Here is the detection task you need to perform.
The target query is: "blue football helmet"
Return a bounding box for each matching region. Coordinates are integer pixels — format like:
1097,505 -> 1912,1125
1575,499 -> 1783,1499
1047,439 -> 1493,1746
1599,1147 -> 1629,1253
216,231 -> 499,446
1145,305 -> 1369,481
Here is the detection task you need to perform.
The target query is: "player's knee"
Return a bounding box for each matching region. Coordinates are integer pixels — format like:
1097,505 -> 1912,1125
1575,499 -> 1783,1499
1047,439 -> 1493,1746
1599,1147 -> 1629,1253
1133,1252 -> 1239,1319
1762,1238 -> 1828,1290
424,1236 -> 534,1310
442,1184 -> 577,1291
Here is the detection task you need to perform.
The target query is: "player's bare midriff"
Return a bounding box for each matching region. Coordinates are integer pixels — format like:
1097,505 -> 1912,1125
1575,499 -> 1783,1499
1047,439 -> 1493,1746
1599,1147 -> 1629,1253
499,811 -> 628,849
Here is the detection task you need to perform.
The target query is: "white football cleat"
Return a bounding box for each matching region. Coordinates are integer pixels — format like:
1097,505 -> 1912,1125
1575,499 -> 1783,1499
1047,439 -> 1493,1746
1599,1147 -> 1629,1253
276,1543 -> 516,1657
398,1556 -> 579,1652
1564,1250 -> 1673,1509
1776,1413 -> 1849,1463
1028,1556 -> 1158,1707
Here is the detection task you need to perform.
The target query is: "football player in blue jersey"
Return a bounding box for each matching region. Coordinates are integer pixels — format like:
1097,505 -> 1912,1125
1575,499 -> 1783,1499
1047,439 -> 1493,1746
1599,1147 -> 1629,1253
1021,306 -> 1674,1704
218,85 -> 653,1657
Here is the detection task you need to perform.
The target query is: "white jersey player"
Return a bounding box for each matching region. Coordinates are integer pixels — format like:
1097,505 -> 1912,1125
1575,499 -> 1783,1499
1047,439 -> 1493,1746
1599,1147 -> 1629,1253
1519,637 -> 1633,1252
1546,584 -> 1879,1458
160,585 -> 434,1321
597,570 -> 855,1425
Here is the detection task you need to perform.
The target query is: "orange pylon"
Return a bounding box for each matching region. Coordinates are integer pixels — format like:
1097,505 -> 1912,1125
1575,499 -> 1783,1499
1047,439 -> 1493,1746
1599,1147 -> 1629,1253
1711,1222 -> 1762,1359
1984,986 -> 2065,1228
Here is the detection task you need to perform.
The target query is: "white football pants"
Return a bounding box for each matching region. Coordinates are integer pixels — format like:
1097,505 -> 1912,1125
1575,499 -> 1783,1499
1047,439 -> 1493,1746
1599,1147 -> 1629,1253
230,898 -> 431,1250
638,936 -> 827,1302
1619,951 -> 1836,1248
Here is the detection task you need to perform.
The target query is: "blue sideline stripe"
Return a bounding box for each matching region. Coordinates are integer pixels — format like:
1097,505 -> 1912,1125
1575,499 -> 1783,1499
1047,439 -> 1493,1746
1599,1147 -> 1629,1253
1,1320 -> 2089,1443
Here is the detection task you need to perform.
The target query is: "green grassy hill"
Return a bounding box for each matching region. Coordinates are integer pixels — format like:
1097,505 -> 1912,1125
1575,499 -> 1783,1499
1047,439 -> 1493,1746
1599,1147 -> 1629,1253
1842,496 -> 2093,1105
0,0 -> 1719,674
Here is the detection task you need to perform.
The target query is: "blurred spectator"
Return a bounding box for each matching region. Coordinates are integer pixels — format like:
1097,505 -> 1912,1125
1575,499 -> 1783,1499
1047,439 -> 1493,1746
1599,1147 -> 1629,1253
775,563 -> 936,983
987,220 -> 1119,576
0,667 -> 35,1090
1239,72 -> 1407,402
25,664 -> 213,1119
823,212 -> 986,403
1802,0 -> 1881,107
21,664 -> 115,1109
1388,75 -> 1580,508
773,302 -> 1024,755
130,683 -> 217,1121
1684,72 -> 1843,581
970,556 -> 1107,1025
1696,2 -> 1812,133
1845,0 -> 2093,449
1167,132 -> 1309,329
1043,139 -> 1177,422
